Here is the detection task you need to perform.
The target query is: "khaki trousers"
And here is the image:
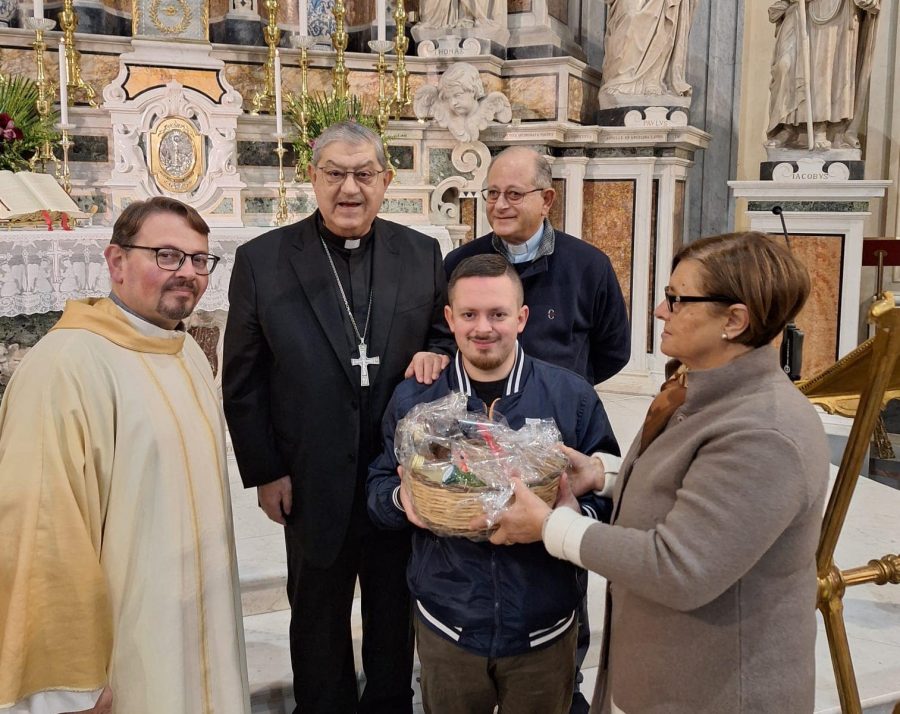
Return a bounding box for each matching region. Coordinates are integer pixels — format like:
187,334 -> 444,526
415,614 -> 577,714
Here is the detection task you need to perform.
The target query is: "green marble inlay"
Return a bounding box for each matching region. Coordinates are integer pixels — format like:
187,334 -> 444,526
748,201 -> 869,213
588,147 -> 655,158
380,198 -> 424,214
212,198 -> 235,214
244,196 -> 316,214
71,135 -> 109,163
429,148 -> 473,185
0,312 -> 61,399
74,193 -> 107,214
238,141 -> 299,167
389,145 -> 414,171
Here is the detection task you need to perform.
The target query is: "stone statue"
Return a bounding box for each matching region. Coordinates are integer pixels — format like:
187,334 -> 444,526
418,0 -> 497,29
599,0 -> 698,101
414,63 -> 512,143
766,0 -> 880,151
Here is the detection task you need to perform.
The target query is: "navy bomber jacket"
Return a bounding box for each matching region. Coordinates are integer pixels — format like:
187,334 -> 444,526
367,345 -> 619,658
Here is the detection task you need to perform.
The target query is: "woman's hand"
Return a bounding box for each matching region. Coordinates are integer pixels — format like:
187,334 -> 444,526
560,445 -> 606,497
489,477 -> 554,545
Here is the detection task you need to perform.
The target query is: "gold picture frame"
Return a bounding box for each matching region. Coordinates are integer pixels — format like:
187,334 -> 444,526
149,116 -> 203,194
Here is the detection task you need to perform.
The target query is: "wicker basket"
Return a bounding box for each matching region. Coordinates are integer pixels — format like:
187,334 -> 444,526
407,467 -> 563,539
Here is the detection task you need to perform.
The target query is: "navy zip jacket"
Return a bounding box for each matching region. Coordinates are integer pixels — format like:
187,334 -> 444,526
367,346 -> 619,657
444,227 -> 630,384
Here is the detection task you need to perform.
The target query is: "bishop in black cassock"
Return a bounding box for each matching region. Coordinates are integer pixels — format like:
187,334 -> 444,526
223,122 -> 452,714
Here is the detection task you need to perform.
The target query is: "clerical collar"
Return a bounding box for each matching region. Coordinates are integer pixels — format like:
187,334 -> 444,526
501,224 -> 544,264
108,292 -> 185,337
316,210 -> 374,251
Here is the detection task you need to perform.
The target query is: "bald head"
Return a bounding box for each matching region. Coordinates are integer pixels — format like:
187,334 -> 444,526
484,147 -> 555,244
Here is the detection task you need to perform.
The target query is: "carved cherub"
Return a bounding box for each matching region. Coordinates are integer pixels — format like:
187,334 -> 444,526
414,63 -> 512,143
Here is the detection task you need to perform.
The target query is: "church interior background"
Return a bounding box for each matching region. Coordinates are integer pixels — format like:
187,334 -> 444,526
1,0 -> 899,711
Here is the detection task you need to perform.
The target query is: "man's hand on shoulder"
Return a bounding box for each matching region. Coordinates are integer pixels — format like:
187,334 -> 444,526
66,686 -> 112,714
258,475 -> 293,525
404,351 -> 450,385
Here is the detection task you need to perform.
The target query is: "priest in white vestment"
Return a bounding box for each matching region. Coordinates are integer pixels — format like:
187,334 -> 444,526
0,197 -> 250,714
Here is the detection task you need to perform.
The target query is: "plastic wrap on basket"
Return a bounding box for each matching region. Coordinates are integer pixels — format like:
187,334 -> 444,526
394,393 -> 569,540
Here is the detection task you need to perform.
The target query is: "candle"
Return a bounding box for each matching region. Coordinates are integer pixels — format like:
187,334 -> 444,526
33,0 -> 43,19
274,49 -> 283,136
59,41 -> 69,125
376,0 -> 385,42
298,0 -> 307,36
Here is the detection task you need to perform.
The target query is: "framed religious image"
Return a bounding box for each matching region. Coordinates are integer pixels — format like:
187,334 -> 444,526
149,116 -> 204,194
132,0 -> 208,41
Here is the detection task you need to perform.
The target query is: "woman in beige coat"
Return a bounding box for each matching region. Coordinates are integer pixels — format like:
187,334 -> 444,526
494,232 -> 829,713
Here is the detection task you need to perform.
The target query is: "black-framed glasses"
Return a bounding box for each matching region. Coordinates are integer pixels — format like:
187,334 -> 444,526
315,166 -> 387,186
124,245 -> 221,275
481,187 -> 544,204
663,287 -> 736,312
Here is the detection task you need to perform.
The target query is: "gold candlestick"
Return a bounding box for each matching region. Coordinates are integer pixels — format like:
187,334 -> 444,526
368,39 -> 394,170
24,16 -> 60,174
392,0 -> 410,116
59,0 -> 98,108
330,0 -> 349,99
58,122 -> 73,194
274,133 -> 289,224
251,0 -> 281,115
292,34 -> 317,181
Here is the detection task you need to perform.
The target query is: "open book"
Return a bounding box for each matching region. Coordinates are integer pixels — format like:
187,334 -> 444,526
0,170 -> 91,227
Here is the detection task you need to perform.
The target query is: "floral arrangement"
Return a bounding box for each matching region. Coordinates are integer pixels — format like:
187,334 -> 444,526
286,92 -> 385,178
0,73 -> 59,172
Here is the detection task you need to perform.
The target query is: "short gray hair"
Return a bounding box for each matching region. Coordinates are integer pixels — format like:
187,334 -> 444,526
311,121 -> 387,170
492,146 -> 552,189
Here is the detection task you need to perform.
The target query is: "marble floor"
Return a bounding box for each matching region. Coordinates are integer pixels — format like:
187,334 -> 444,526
231,390 -> 900,714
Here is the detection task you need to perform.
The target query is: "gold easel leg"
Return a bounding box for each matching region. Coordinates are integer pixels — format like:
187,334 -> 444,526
819,565 -> 863,714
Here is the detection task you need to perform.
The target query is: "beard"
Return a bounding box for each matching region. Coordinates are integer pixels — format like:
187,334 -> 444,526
156,277 -> 199,321
464,342 -> 510,373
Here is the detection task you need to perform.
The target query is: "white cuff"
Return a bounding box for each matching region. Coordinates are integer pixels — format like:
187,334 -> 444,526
392,485 -> 405,512
591,452 -> 620,498
596,471 -> 619,498
542,508 -> 595,568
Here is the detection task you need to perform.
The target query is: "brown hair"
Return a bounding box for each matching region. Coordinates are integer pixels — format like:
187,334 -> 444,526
448,254 -> 524,306
673,231 -> 810,348
110,196 -> 209,247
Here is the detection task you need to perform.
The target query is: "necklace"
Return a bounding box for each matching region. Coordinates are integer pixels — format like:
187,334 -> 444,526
319,236 -> 379,387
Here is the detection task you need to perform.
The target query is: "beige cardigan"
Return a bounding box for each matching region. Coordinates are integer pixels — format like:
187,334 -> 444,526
545,346 -> 829,714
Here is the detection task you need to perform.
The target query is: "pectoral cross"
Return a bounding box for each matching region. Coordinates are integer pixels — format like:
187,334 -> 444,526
351,341 -> 380,387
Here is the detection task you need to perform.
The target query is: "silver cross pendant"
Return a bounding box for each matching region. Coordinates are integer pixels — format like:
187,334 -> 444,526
351,341 -> 380,387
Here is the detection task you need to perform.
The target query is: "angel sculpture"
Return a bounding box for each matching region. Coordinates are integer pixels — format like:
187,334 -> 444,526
414,63 -> 512,143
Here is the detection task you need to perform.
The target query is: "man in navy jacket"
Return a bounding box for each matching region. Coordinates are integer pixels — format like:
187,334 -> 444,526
445,147 -> 630,711
444,146 -> 630,386
368,255 -> 619,713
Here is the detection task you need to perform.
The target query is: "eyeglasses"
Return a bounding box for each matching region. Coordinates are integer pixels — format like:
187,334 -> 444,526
663,287 -> 736,312
481,188 -> 544,204
124,245 -> 221,275
315,166 -> 386,186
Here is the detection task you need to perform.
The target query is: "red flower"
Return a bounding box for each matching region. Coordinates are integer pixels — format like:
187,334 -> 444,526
0,113 -> 24,142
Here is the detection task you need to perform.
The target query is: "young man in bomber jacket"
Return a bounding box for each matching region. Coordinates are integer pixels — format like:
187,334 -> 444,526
367,255 -> 619,714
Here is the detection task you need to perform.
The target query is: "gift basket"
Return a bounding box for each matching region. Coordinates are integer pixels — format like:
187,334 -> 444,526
394,392 -> 569,540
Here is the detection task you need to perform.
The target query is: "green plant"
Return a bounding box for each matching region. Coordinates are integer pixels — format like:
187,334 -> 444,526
0,73 -> 59,172
286,92 -> 385,178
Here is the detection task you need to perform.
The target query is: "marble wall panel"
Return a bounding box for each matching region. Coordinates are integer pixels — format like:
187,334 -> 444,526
549,0 -> 567,24
74,54 -> 121,104
1,48 -> 40,81
770,233 -> 842,380
508,0 -> 532,12
71,135 -> 109,163
389,145 -> 414,170
581,180 -> 634,318
548,178 -> 565,233
460,196 -> 475,243
566,75 -> 597,125
673,180 -> 685,254
505,75 -> 557,121
124,66 -> 224,103
648,179 -> 658,353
